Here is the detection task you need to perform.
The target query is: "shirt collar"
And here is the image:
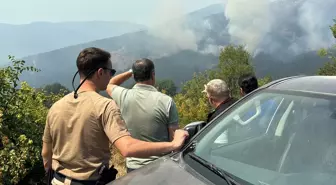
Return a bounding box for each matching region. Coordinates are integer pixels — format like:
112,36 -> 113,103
132,84 -> 158,92
215,97 -> 233,111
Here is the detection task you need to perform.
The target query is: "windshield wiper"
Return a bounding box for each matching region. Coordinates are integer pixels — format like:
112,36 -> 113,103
188,152 -> 236,185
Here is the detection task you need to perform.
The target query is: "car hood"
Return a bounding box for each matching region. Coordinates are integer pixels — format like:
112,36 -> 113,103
211,156 -> 336,185
108,156 -> 211,185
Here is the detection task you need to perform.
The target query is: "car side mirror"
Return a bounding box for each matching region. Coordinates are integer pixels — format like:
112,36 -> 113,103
183,121 -> 206,142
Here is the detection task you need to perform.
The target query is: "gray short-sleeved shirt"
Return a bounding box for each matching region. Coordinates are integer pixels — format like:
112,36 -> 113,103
110,84 -> 179,169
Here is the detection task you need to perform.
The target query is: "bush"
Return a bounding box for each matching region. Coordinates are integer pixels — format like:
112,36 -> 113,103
0,56 -> 63,185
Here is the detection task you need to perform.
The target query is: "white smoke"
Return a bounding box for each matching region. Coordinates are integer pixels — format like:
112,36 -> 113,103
200,44 -> 222,55
224,0 -> 336,57
224,0 -> 273,55
199,37 -> 223,55
109,47 -> 137,71
297,0 -> 336,50
147,0 -> 198,54
113,0 -> 336,66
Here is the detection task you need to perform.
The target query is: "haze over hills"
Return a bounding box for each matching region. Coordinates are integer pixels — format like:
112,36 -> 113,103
19,4 -> 225,89
16,0 -> 336,90
0,21 -> 146,65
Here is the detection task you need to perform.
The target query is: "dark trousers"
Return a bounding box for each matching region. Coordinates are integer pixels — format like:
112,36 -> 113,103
54,172 -> 97,185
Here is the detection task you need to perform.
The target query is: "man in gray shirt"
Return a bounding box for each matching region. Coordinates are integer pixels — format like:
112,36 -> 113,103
106,58 -> 179,173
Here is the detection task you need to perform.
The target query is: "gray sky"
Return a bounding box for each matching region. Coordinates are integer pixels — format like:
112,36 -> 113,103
0,0 -> 223,25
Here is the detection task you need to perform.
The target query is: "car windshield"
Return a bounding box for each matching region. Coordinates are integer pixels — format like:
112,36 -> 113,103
187,89 -> 336,185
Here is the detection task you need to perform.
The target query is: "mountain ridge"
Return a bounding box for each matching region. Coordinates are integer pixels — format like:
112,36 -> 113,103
0,20 -> 147,64
16,2 -> 334,90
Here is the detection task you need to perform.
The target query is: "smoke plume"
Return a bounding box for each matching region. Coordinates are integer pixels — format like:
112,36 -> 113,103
224,0 -> 336,58
297,0 -> 336,50
225,0 -> 273,54
147,0 -> 198,54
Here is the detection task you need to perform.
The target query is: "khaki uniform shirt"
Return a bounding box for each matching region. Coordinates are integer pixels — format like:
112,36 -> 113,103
42,91 -> 130,180
111,84 -> 179,169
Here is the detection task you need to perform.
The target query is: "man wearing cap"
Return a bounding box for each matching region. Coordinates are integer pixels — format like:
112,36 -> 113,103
203,79 -> 237,123
106,58 -> 180,173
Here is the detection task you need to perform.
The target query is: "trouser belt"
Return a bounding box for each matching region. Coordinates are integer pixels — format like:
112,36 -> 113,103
54,172 -> 97,185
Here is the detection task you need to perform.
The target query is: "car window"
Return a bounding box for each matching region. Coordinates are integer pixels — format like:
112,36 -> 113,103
213,93 -> 282,145
187,90 -> 336,185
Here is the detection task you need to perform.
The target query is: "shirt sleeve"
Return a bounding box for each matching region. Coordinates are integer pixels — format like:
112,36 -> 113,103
102,100 -> 131,144
110,86 -> 128,107
167,99 -> 179,126
42,111 -> 52,143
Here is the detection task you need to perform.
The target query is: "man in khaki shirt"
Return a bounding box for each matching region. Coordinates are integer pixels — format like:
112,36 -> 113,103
41,47 -> 189,185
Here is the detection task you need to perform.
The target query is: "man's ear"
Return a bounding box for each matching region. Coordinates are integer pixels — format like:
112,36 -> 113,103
208,97 -> 214,105
240,88 -> 244,96
96,68 -> 104,79
151,71 -> 156,81
151,71 -> 155,79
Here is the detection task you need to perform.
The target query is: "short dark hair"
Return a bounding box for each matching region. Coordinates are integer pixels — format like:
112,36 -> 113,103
132,58 -> 155,82
238,74 -> 259,94
76,47 -> 111,78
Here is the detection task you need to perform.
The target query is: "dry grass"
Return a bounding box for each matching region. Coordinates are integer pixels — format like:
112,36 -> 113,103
110,145 -> 127,179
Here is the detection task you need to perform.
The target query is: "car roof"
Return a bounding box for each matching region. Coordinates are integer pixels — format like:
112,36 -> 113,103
266,75 -> 336,95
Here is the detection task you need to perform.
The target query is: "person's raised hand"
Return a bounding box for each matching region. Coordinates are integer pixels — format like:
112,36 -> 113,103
171,129 -> 189,152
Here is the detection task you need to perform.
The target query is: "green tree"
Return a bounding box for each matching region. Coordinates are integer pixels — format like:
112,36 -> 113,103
258,75 -> 272,87
208,45 -> 255,98
41,82 -> 70,95
318,19 -> 336,75
174,45 -> 272,127
0,56 -> 62,185
174,72 -> 210,126
174,45 -> 257,126
155,79 -> 177,96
